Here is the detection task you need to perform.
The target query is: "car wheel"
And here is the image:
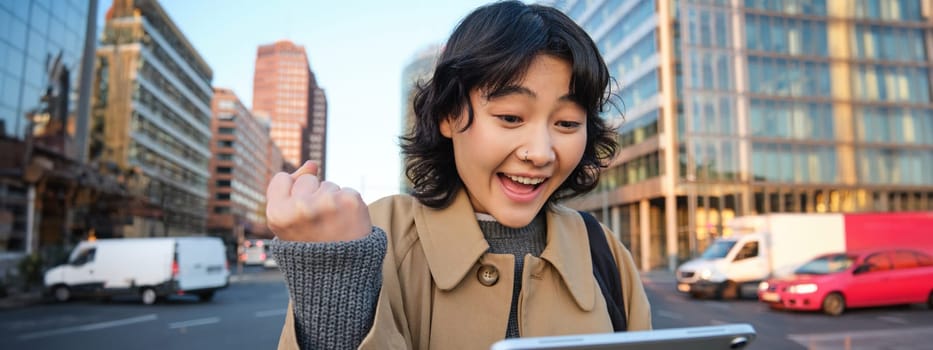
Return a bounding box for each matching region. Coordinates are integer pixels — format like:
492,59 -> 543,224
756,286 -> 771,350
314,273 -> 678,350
53,285 -> 70,302
197,291 -> 215,302
928,291 -> 933,309
822,292 -> 845,316
140,287 -> 158,305
719,281 -> 739,300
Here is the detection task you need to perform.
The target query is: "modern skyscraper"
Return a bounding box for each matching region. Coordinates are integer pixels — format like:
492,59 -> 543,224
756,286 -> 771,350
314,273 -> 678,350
91,0 -> 213,237
209,88 -> 274,251
553,0 -> 933,271
252,40 -> 327,179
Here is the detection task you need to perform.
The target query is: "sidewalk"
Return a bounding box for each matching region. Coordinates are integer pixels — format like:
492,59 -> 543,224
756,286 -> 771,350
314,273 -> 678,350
639,269 -> 676,285
0,289 -> 44,310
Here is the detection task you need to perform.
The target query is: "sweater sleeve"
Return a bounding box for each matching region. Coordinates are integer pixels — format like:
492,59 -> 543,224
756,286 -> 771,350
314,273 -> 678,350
271,228 -> 388,350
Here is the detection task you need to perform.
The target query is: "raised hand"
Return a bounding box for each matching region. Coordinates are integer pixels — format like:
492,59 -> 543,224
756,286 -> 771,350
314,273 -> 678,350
265,161 -> 372,242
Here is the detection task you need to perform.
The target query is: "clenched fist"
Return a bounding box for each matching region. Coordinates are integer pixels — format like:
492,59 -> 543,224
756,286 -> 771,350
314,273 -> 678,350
266,161 -> 372,242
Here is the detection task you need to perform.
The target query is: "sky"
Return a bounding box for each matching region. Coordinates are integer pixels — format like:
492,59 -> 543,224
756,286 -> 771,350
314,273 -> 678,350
98,0 -> 496,203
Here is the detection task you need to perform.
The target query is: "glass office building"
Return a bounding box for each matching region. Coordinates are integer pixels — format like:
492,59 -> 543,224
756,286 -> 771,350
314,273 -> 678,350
0,0 -> 99,258
552,0 -> 933,270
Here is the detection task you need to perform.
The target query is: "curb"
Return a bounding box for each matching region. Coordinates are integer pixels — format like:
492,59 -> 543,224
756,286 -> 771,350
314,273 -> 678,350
0,291 -> 44,310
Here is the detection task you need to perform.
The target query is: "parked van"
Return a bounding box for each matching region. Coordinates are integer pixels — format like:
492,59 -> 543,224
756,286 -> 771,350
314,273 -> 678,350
44,236 -> 230,304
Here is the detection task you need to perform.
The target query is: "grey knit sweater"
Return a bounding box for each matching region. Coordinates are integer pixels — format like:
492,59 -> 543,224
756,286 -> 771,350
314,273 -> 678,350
271,214 -> 547,349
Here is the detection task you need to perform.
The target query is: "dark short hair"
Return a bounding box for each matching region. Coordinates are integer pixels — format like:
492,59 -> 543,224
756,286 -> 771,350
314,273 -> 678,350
401,0 -> 618,208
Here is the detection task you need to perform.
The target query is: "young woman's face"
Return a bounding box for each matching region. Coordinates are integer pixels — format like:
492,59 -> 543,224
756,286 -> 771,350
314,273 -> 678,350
440,55 -> 587,228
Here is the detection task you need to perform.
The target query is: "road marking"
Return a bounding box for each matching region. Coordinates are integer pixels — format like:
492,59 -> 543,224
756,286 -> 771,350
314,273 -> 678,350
18,314 -> 158,340
255,309 -> 287,318
789,326 -> 933,345
168,317 -> 220,329
877,316 -> 909,325
657,310 -> 685,320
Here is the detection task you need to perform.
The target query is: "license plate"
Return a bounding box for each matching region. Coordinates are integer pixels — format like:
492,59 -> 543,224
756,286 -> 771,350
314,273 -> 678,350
761,292 -> 780,303
677,283 -> 690,292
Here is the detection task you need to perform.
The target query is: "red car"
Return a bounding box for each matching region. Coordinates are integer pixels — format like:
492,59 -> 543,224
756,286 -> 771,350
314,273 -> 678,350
758,248 -> 933,316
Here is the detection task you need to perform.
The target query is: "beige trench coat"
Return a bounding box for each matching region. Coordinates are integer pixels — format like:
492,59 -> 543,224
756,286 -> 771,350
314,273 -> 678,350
278,191 -> 652,349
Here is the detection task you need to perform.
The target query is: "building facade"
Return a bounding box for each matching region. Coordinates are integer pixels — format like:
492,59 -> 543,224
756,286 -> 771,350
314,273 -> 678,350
399,44 -> 441,193
208,88 -> 274,260
0,0 -> 114,268
252,40 -> 327,178
91,0 -> 213,237
553,0 -> 933,271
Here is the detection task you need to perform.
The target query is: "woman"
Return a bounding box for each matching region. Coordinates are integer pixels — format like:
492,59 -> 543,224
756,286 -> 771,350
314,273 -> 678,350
266,2 -> 652,349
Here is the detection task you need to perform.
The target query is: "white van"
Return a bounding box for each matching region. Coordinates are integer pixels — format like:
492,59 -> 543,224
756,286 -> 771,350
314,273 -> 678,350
44,236 -> 230,304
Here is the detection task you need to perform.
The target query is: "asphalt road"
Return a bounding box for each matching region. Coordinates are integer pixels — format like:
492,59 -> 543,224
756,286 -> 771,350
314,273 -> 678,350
641,272 -> 933,349
0,266 -> 288,350
2,267 -> 931,349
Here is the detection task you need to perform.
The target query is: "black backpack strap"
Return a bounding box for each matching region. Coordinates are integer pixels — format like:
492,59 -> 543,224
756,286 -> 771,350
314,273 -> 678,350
579,210 -> 628,332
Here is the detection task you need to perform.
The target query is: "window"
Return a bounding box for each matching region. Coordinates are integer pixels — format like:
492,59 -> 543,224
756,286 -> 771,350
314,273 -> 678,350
70,248 -> 96,265
863,253 -> 892,272
734,242 -> 759,261
915,252 -> 933,267
891,250 -> 918,269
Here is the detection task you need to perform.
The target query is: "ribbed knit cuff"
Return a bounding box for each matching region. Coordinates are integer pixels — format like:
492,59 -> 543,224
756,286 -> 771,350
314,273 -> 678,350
271,228 -> 387,350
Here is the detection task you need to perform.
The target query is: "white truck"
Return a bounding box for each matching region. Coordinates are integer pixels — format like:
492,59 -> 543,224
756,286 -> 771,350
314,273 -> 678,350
675,212 -> 933,299
44,236 -> 230,304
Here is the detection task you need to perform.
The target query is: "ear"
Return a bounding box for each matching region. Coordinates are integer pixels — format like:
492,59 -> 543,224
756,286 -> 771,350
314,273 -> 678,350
439,117 -> 453,138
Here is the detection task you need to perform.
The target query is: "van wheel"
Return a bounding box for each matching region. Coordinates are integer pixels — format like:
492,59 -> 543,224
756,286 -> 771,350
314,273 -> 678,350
822,292 -> 845,316
140,288 -> 158,305
718,281 -> 739,300
53,286 -> 71,302
197,291 -> 214,302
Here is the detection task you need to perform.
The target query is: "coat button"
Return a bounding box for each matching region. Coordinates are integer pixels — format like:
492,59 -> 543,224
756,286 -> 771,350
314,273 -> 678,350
477,265 -> 499,286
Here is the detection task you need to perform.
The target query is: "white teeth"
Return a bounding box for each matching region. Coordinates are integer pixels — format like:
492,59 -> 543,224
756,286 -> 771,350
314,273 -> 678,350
507,175 -> 545,185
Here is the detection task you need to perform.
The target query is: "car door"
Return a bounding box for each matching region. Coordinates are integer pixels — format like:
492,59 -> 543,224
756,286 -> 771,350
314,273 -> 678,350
63,247 -> 98,291
846,252 -> 894,307
889,250 -> 921,303
728,241 -> 767,282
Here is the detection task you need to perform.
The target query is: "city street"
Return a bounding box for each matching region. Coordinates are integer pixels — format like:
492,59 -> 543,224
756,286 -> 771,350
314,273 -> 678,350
1,267 -> 931,349
0,266 -> 287,350
642,272 -> 933,349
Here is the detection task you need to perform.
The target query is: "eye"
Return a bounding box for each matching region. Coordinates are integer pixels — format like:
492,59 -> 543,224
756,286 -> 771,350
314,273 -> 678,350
496,115 -> 522,124
556,120 -> 583,129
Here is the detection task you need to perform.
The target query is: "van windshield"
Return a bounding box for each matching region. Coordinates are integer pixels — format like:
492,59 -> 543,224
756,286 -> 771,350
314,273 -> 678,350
700,240 -> 737,259
795,254 -> 854,275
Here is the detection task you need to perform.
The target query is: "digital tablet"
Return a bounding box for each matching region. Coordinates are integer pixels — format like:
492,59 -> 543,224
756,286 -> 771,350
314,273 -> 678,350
490,323 -> 756,350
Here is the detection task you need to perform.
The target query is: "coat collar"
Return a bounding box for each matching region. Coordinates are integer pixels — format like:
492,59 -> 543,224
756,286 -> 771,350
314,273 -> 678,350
413,190 -> 596,311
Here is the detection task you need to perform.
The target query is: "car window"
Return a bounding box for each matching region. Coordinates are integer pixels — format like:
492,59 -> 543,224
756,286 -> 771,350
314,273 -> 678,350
891,250 -> 919,269
914,252 -> 933,267
71,248 -> 96,265
734,242 -> 759,261
863,252 -> 892,272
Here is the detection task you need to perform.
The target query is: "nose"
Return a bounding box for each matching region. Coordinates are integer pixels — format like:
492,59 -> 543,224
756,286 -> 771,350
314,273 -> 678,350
521,127 -> 555,166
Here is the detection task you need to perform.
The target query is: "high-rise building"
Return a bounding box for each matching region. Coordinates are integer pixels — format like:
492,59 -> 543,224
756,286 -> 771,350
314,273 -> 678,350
208,88 -> 274,253
399,44 -> 441,193
0,0 -> 110,264
253,40 -> 327,179
553,0 -> 933,271
91,0 -> 213,237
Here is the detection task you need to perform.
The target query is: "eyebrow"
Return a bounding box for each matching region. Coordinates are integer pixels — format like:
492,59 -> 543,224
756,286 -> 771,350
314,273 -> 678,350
485,85 -> 575,102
